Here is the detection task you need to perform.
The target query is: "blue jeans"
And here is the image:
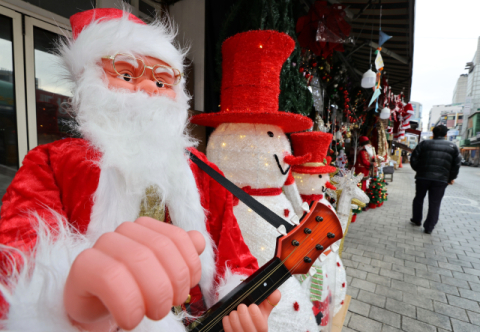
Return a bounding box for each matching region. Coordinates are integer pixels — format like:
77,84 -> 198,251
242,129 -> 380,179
412,179 -> 448,232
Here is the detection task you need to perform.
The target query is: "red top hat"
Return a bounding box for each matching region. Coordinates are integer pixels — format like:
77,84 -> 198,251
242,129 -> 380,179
70,8 -> 145,39
190,30 -> 312,133
290,131 -> 337,174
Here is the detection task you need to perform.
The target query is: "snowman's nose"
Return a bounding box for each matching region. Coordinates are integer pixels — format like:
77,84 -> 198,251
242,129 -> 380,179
325,181 -> 337,190
283,153 -> 312,165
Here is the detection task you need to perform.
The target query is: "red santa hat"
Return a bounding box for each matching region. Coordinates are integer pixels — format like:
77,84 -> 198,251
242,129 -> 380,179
60,8 -> 185,88
290,131 -> 337,174
190,30 -> 312,133
359,136 -> 370,146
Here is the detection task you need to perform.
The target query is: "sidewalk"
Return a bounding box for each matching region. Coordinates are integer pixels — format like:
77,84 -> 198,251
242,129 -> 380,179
342,165 -> 480,332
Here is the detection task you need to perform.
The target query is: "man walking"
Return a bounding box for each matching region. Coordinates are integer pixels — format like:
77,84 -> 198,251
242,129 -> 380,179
410,125 -> 461,234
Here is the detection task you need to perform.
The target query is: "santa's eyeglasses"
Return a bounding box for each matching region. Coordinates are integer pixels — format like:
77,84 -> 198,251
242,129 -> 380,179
102,53 -> 183,87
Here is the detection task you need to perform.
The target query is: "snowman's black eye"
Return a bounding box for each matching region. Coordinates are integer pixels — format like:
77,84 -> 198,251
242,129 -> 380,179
318,175 -> 323,178
267,131 -> 274,137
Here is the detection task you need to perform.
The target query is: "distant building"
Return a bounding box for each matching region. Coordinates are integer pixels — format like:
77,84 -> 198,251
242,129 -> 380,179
409,101 -> 423,130
452,74 -> 468,104
428,104 -> 463,131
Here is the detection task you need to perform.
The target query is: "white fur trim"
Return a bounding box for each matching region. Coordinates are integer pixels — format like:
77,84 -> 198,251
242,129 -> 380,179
215,267 -> 248,303
0,213 -> 186,331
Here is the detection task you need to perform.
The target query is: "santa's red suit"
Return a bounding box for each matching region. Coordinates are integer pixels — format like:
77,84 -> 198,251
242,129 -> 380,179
355,148 -> 373,177
0,138 -> 258,331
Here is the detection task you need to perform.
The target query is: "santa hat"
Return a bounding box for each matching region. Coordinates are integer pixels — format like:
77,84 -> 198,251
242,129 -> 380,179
359,136 -> 370,146
290,132 -> 337,174
60,8 -> 186,91
190,30 -> 312,133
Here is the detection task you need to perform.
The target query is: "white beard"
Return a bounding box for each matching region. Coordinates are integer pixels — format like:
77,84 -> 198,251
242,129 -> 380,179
364,145 -> 374,158
68,66 -> 216,304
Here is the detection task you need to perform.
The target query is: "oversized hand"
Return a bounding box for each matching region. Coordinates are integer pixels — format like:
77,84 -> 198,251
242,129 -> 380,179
222,290 -> 281,332
64,217 -> 205,331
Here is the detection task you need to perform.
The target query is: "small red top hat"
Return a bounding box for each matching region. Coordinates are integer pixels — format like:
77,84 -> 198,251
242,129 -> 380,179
190,30 -> 312,133
359,136 -> 370,145
70,8 -> 145,39
290,131 -> 337,174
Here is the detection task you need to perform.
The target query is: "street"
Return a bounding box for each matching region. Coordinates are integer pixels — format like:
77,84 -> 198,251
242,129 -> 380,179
342,164 -> 480,332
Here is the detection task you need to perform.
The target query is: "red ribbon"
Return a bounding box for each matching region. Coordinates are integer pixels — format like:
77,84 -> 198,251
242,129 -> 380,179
233,186 -> 283,206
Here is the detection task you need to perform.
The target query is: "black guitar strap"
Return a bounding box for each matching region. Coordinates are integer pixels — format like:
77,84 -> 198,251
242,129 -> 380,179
189,152 -> 294,233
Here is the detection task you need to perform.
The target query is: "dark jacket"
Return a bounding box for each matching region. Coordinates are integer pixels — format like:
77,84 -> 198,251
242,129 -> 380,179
410,138 -> 461,183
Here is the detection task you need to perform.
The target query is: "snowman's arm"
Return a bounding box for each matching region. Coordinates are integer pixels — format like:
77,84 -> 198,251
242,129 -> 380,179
283,172 -> 306,217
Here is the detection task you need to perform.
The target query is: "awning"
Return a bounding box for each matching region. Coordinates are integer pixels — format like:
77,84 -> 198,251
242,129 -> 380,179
461,147 -> 480,151
329,0 -> 415,101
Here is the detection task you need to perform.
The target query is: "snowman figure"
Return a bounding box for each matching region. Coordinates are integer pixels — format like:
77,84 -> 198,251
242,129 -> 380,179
191,30 -> 319,332
290,131 -> 348,321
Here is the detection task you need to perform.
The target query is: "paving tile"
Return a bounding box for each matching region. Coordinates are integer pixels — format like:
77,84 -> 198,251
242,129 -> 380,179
441,275 -> 471,289
367,273 -> 391,287
468,281 -> 480,292
380,268 -> 405,280
463,267 -> 480,277
369,306 -> 401,328
429,281 -> 460,296
402,316 -> 436,332
458,288 -> 480,302
364,251 -> 384,260
381,325 -> 403,332
357,263 -> 381,274
352,254 -> 373,265
452,271 -> 480,283
348,298 -> 371,316
438,262 -> 467,272
434,301 -> 469,322
417,307 -> 452,330
357,290 -> 387,308
348,313 -> 383,332
467,310 -> 480,326
375,285 -> 403,301
347,286 -> 360,299
351,278 -> 377,293
391,279 -> 418,295
427,265 -> 454,277
403,293 -> 434,310
346,267 -> 368,280
385,298 -> 416,318
344,310 -> 352,326
417,286 -> 448,303
404,274 -> 431,288
416,269 -> 442,282
447,294 -> 480,313
371,259 -> 393,269
451,318 -> 479,332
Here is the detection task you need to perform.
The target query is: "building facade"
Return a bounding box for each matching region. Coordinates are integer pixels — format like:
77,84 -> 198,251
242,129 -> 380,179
428,104 -> 463,131
452,74 -> 468,104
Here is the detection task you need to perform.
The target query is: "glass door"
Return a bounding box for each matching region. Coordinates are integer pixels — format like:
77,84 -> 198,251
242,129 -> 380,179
24,16 -> 73,149
0,6 -> 27,203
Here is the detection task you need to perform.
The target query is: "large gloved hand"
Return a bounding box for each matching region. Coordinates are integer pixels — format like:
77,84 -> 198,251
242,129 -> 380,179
223,290 -> 281,332
64,217 -> 205,331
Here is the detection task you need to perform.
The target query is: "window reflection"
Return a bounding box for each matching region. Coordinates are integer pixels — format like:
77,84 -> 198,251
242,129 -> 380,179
34,27 -> 75,145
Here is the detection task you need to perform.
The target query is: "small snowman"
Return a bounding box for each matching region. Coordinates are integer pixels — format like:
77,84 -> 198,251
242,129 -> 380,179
290,131 -> 348,320
191,30 -> 318,332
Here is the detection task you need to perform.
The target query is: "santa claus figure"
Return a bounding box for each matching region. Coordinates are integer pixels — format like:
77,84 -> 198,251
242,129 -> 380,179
0,9 -> 279,332
354,136 -> 376,190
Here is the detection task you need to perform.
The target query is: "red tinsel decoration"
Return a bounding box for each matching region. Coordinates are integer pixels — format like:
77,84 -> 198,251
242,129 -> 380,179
293,302 -> 300,311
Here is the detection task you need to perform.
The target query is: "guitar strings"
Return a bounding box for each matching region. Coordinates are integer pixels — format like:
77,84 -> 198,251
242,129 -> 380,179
197,211 -> 334,331
197,210 -> 339,331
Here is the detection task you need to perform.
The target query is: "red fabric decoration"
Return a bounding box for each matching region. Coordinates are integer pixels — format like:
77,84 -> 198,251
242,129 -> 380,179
296,1 -> 351,57
342,282 -> 346,288
300,194 -> 324,203
351,214 -> 357,223
341,300 -> 344,305
232,186 -> 283,206
293,302 -> 300,311
70,8 -> 145,39
337,262 -> 341,267
284,209 -> 290,217
284,153 -> 312,166
0,139 -> 259,317
290,132 -> 337,174
190,30 -> 313,133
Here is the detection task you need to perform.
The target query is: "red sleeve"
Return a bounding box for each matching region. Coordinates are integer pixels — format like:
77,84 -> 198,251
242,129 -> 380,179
0,144 -> 67,253
188,148 -> 259,282
284,170 -> 295,186
359,150 -> 371,168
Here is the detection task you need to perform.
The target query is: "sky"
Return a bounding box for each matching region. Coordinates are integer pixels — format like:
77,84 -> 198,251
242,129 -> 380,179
410,0 -> 480,131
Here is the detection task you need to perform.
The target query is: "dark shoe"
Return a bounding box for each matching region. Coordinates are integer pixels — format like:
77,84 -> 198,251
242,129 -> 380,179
410,219 -> 421,227
424,229 -> 432,235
